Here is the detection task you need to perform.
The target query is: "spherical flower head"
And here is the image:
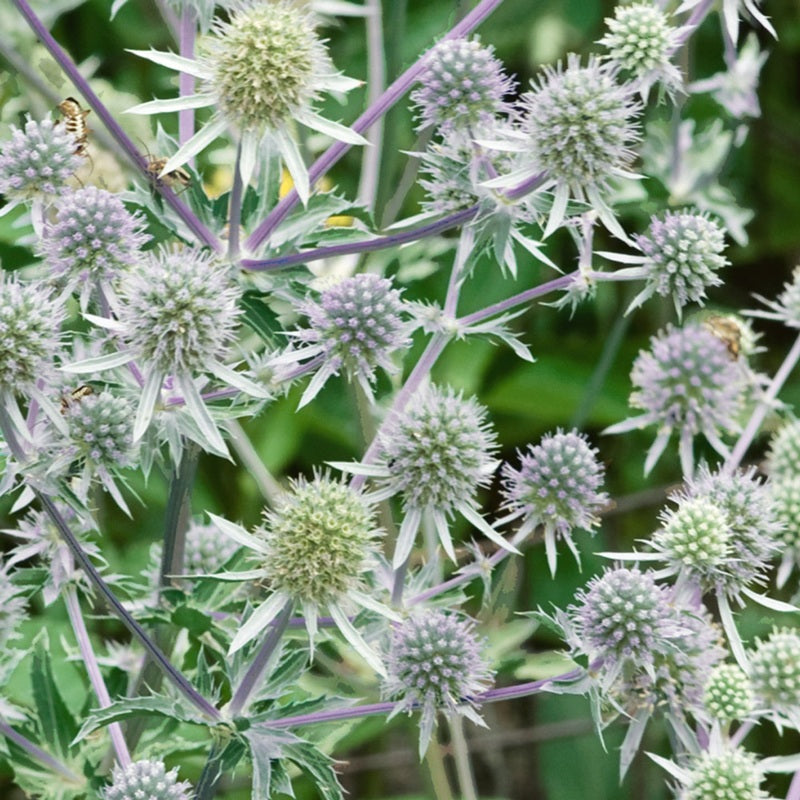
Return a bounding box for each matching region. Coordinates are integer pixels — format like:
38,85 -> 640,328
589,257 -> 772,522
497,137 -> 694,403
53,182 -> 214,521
771,476 -> 800,552
598,3 -> 683,97
635,211 -> 728,313
102,759 -> 192,800
703,663 -> 754,723
184,519 -> 240,575
0,117 -> 81,201
0,277 -> 63,394
766,420 -> 800,479
202,1 -> 329,131
521,54 -> 640,200
41,186 -> 149,298
410,37 -> 515,132
685,748 -> 767,800
64,390 -> 135,469
654,497 -> 731,584
258,475 -> 380,605
378,385 -> 498,513
501,428 -> 608,538
570,567 -> 681,667
293,274 -> 410,392
117,247 -> 241,376
749,628 -> 800,719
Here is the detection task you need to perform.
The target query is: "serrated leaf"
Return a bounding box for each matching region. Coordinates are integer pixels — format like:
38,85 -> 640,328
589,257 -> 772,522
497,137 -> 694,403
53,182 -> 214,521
171,604 -> 213,636
284,741 -> 343,800
245,726 -> 300,800
240,292 -> 280,344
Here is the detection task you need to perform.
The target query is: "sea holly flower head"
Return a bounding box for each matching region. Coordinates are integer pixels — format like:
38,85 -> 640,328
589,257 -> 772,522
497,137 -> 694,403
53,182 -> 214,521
410,36 -> 515,133
598,2 -> 685,100
40,186 -> 150,310
703,663 -> 754,723
770,476 -> 800,588
749,627 -> 800,728
278,273 -> 411,406
604,323 -> 747,477
766,419 -> 800,479
0,116 -> 82,206
383,608 -> 493,757
183,518 -> 240,576
101,758 -> 193,800
500,428 -> 608,575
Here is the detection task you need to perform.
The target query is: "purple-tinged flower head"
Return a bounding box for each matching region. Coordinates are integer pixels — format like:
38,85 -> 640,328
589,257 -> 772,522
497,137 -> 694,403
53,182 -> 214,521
684,748 -> 768,800
749,628 -> 800,726
681,466 -> 782,600
749,265 -> 800,329
0,117 -> 81,202
520,54 -> 641,204
597,3 -> 684,99
411,37 -> 515,133
0,562 -> 28,649
500,428 -> 608,575
41,186 -> 150,309
259,475 -> 381,606
286,273 -> 411,405
184,518 -> 240,576
631,211 -> 729,317
383,608 -> 493,757
766,420 -> 800,479
0,277 -> 64,395
604,323 -> 747,476
63,390 -> 135,470
703,663 -> 754,723
102,759 -> 192,800
117,247 -> 241,377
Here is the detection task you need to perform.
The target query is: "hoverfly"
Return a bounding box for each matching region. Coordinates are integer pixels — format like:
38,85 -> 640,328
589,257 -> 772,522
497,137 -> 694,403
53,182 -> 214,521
703,314 -> 743,360
144,154 -> 192,192
57,97 -> 91,158
60,384 -> 95,414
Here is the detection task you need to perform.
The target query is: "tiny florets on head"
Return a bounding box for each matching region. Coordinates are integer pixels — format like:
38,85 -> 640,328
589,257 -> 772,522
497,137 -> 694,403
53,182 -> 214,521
64,390 -> 135,469
749,627 -> 800,722
766,419 -> 800,479
634,211 -> 728,314
116,246 -> 241,376
41,186 -> 149,299
770,476 -> 800,554
0,117 -> 82,202
184,519 -> 240,576
521,54 -> 641,200
0,277 -> 64,394
703,663 -> 754,723
202,1 -> 328,131
258,475 -> 380,605
101,758 -> 193,800
411,37 -> 515,132
377,385 -> 498,513
684,748 -> 767,800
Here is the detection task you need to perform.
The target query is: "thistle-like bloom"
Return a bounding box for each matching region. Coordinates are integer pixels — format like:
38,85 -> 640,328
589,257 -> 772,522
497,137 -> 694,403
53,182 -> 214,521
604,323 -> 747,476
703,663 -> 754,724
101,759 -> 192,800
689,34 -> 768,119
128,0 -> 365,204
601,211 -> 729,317
766,419 -> 800,479
770,475 -> 800,588
383,609 -> 493,757
410,37 -> 515,132
336,385 -> 515,568
209,475 -> 392,675
748,265 -> 800,329
598,2 -> 685,99
40,186 -> 150,310
276,274 -> 411,406
499,429 -> 608,575
749,628 -> 800,729
184,518 -> 240,576
0,117 -> 81,207
66,247 -> 266,455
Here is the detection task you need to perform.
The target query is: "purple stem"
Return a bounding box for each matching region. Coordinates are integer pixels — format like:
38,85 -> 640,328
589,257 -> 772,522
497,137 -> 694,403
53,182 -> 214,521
409,548 -> 510,606
228,141 -> 244,259
245,0 -> 509,251
11,0 -> 221,252
787,768 -> 800,800
178,7 -> 197,151
0,717 -> 81,782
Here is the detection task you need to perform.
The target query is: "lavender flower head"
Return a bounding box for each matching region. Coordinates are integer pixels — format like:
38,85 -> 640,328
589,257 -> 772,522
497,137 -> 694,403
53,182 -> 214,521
500,429 -> 608,576
41,186 -> 150,310
749,628 -> 800,728
411,37 -> 515,132
604,323 -> 747,476
383,609 -> 493,757
101,759 -> 192,800
280,273 -> 411,407
598,2 -> 685,99
63,390 -> 135,471
0,116 -> 81,204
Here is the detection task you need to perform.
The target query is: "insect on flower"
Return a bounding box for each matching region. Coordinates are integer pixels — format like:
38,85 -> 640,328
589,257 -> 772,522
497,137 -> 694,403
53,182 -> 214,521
57,96 -> 91,157
144,155 -> 191,192
702,314 -> 743,359
60,384 -> 95,414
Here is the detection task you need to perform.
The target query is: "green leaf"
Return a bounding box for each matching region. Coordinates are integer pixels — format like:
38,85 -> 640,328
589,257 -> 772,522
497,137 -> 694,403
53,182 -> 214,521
171,604 -> 213,636
30,634 -> 79,759
284,740 -> 343,800
240,292 -> 280,345
244,726 -> 299,800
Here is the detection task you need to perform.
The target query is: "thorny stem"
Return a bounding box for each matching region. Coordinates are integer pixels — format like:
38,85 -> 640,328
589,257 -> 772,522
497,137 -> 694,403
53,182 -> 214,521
0,717 -> 82,782
449,714 -> 478,800
64,586 -> 131,767
11,0 -> 222,252
724,332 -> 800,473
229,601 -> 293,716
245,0 -> 509,251
178,6 -> 197,151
